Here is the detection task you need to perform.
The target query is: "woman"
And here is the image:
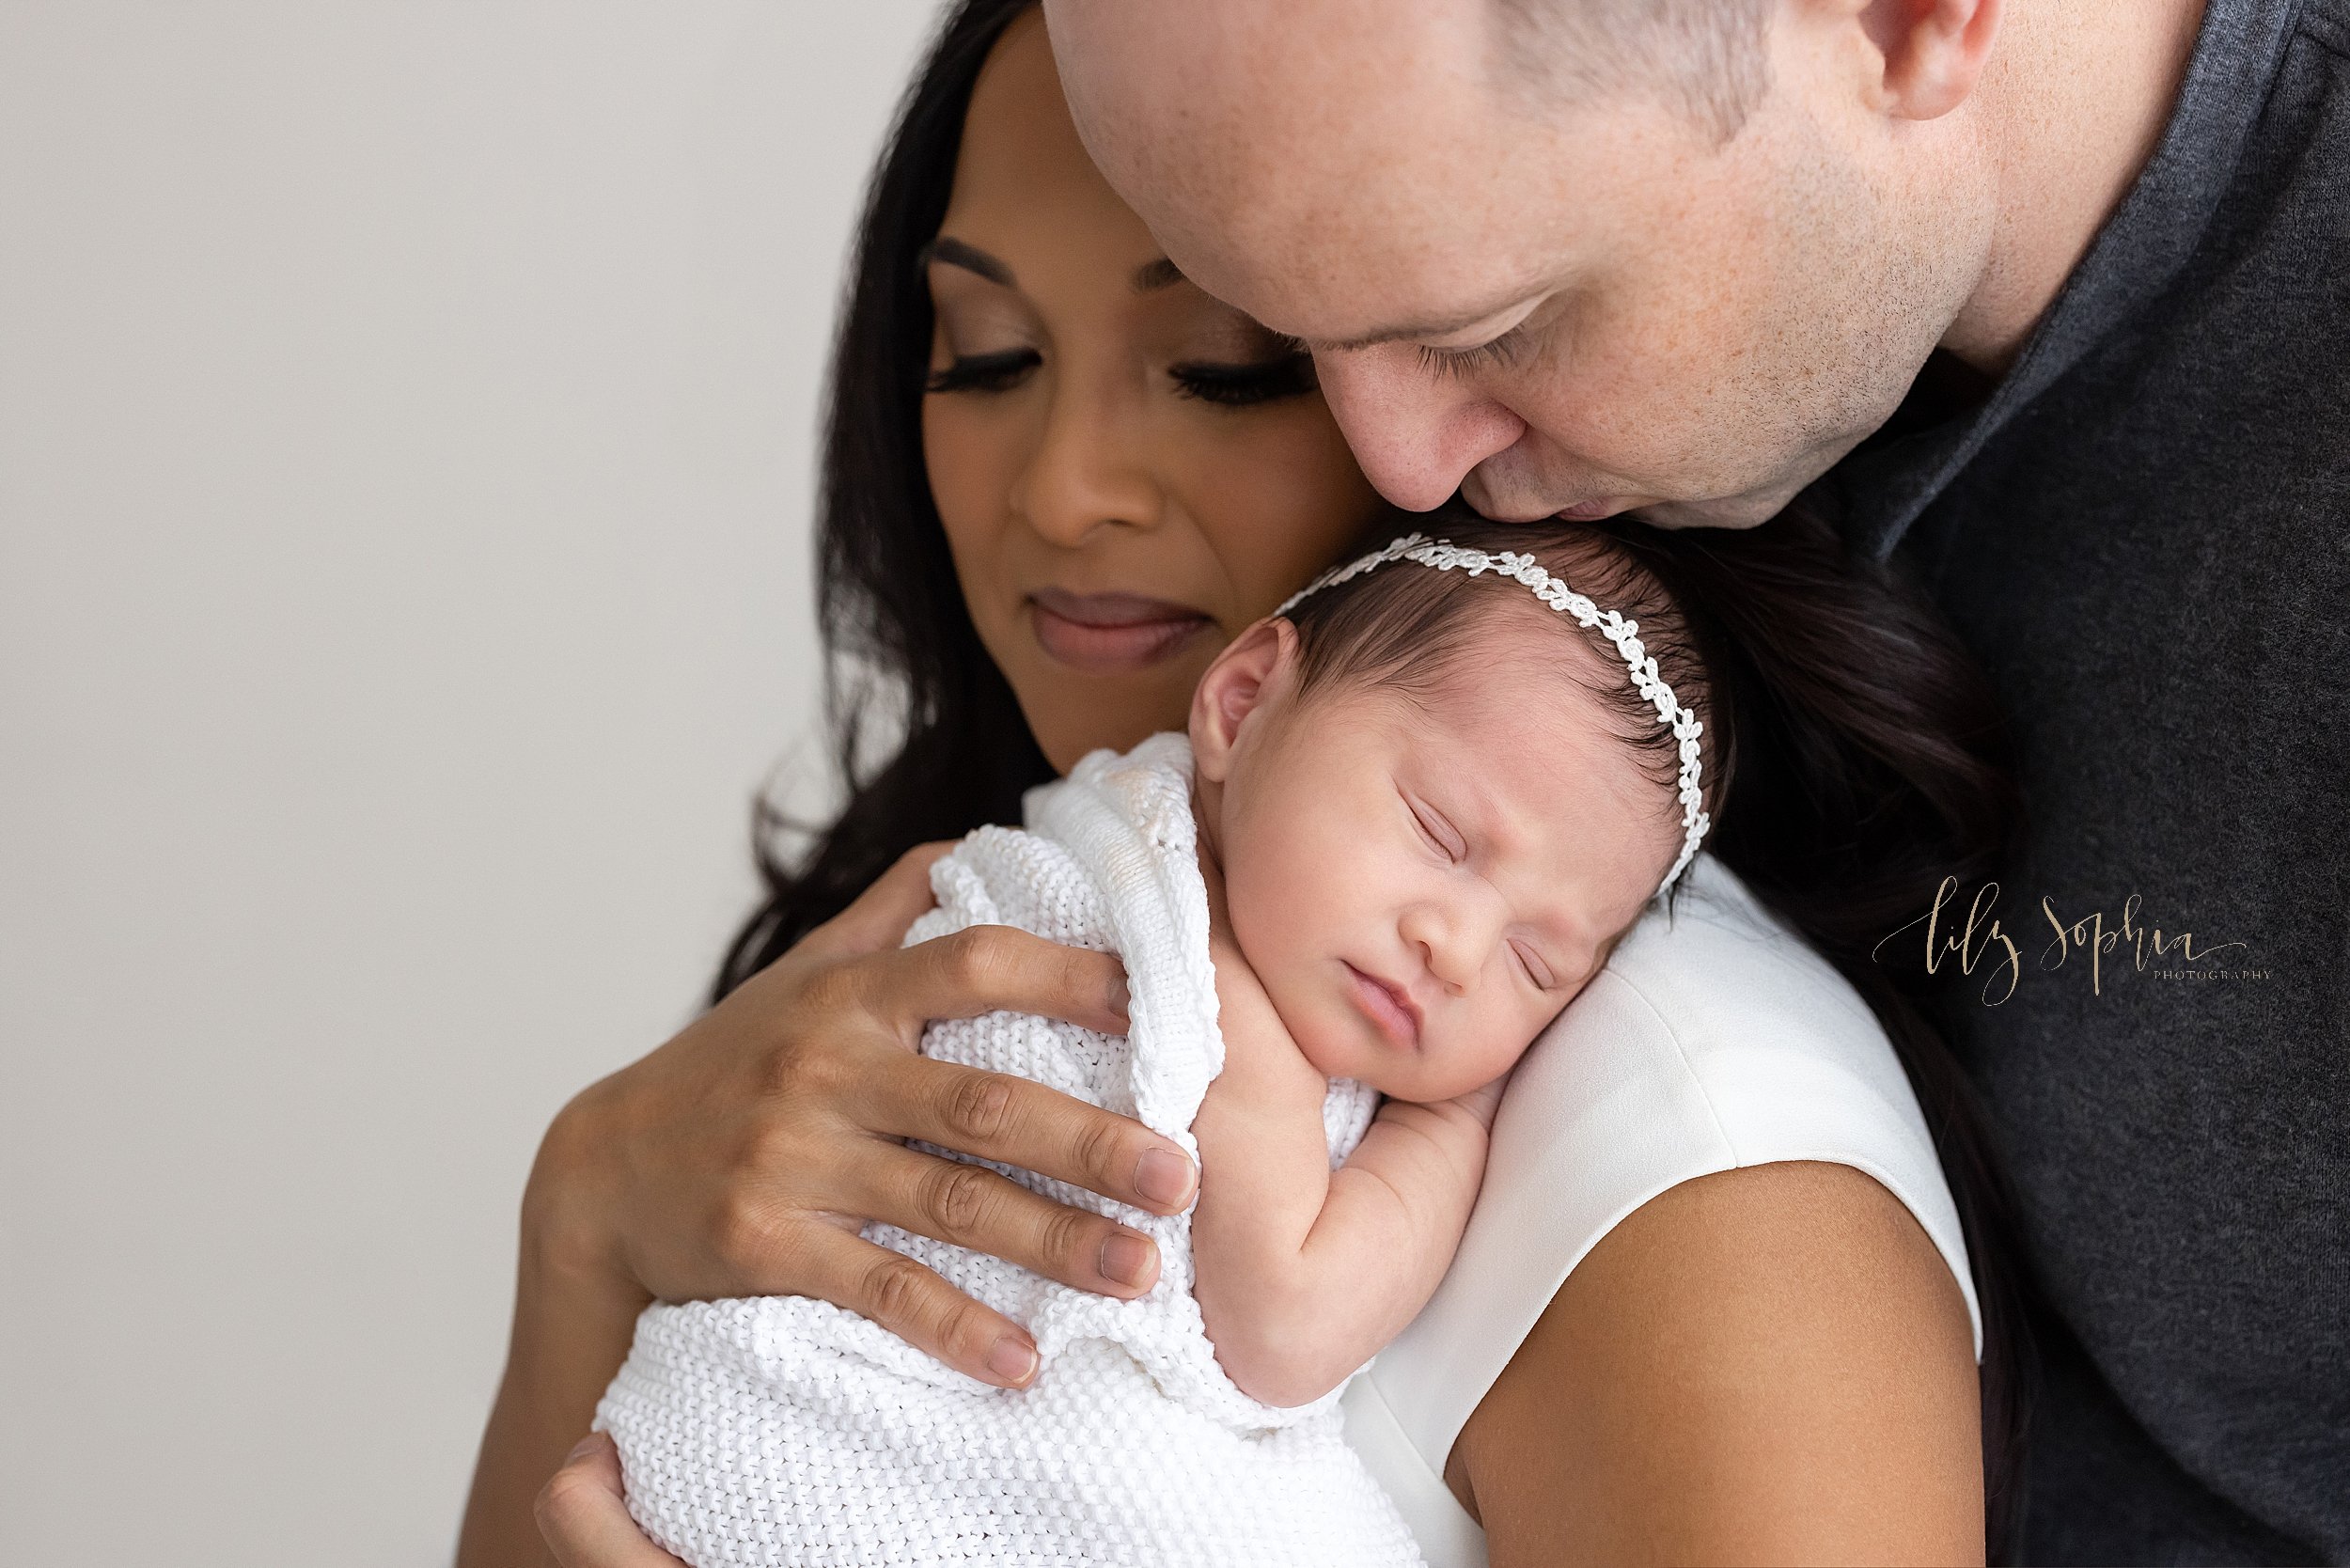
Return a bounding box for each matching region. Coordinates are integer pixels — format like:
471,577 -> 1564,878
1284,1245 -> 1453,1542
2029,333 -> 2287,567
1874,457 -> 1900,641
462,5 -> 2025,1563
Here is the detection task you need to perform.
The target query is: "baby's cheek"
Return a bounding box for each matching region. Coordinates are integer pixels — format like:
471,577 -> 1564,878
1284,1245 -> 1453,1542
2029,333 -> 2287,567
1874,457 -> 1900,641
1438,996 -> 1560,1098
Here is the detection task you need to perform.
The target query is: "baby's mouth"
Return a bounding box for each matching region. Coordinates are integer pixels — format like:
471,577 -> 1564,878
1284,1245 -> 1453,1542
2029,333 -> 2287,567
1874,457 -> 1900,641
1343,962 -> 1422,1049
1027,589 -> 1213,675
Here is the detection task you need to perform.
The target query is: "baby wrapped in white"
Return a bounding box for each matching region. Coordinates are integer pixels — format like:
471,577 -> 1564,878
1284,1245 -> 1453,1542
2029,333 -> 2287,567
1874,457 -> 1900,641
598,735 -> 1426,1567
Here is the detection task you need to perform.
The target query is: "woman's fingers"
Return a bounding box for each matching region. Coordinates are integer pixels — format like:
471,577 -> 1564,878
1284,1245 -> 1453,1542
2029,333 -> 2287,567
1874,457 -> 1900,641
795,841 -> 956,963
794,1223 -> 1047,1388
536,1433 -> 688,1568
873,1051 -> 1197,1217
883,922 -> 1132,1036
851,1131 -> 1167,1300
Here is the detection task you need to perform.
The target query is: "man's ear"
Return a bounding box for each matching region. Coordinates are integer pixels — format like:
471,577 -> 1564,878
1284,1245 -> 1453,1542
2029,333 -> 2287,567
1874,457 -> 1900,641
1188,618 -> 1297,785
1835,0 -> 2002,120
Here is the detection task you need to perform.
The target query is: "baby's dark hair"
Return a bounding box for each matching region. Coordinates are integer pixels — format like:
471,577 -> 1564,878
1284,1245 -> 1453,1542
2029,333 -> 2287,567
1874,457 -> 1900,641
1279,511 -> 1726,856
1287,498 -> 2037,1554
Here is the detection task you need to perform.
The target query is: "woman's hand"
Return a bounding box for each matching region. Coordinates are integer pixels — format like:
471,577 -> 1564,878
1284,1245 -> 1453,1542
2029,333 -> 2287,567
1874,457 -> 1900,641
536,841 -> 1197,1374
458,844 -> 1200,1567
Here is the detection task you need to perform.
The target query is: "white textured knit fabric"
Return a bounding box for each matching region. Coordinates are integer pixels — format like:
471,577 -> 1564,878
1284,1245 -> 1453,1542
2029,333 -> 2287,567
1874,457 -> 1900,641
599,732 -> 1423,1567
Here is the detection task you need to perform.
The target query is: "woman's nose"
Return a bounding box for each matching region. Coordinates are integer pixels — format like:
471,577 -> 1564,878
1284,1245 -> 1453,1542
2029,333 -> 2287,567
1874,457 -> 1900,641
1008,373 -> 1167,547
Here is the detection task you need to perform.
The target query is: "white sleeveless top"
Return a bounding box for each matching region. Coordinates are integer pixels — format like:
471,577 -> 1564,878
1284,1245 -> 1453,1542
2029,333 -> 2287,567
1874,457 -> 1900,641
1340,852 -> 1983,1566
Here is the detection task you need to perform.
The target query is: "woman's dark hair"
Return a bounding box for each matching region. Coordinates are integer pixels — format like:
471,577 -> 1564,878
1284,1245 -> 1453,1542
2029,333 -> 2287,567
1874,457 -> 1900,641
716,0 -> 2032,1551
1588,504 -> 2040,1558
712,0 -> 1049,996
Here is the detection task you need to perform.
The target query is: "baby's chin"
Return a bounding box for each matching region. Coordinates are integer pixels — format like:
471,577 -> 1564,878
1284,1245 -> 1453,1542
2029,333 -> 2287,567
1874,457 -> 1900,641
1293,1026 -> 1490,1105
1288,1016 -> 1403,1095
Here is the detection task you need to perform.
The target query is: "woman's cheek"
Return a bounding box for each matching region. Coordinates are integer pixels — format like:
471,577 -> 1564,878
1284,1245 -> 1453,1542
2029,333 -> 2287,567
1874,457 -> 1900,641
1171,404 -> 1381,609
922,401 -> 1014,558
922,400 -> 1031,656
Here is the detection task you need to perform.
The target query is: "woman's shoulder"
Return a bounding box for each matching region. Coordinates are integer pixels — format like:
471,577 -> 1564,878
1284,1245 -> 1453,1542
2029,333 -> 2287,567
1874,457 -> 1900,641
1592,853 -> 1955,1178
1342,854 -> 1982,1562
1445,1157 -> 1987,1565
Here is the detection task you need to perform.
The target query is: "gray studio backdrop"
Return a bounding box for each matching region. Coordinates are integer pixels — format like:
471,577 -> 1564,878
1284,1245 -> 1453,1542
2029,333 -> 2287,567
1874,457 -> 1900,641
0,5 -> 947,1561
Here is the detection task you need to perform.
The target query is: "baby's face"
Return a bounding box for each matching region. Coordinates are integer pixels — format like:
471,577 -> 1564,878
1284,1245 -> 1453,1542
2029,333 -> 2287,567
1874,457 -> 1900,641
1193,623 -> 1682,1104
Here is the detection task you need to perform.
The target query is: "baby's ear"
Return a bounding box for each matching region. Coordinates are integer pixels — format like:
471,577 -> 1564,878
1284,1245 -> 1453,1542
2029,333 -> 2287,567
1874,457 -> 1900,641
1188,618 -> 1297,783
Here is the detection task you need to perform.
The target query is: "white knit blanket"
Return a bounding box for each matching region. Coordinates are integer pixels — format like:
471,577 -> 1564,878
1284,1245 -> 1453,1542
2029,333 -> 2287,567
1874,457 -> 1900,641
598,733 -> 1427,1567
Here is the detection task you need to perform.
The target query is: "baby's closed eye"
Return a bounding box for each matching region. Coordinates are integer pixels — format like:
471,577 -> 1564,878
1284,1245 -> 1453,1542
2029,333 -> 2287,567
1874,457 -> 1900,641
1402,791 -> 1465,862
1509,937 -> 1560,991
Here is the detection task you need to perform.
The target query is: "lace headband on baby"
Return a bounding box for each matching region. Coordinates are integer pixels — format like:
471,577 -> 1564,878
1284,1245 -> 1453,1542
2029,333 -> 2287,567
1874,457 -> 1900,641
1275,533 -> 1710,901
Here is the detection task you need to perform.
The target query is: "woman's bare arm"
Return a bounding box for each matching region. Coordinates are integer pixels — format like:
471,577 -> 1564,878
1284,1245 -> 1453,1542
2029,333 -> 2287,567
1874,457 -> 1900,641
456,847 -> 1199,1567
1448,1160 -> 1984,1566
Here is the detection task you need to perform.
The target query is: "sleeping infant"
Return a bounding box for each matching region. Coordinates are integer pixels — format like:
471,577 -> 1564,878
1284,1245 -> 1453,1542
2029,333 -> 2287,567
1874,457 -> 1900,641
598,521 -> 1720,1567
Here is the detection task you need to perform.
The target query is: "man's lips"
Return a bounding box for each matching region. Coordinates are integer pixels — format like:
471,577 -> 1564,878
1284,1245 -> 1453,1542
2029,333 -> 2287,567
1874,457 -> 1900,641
1344,962 -> 1422,1048
1027,589 -> 1213,674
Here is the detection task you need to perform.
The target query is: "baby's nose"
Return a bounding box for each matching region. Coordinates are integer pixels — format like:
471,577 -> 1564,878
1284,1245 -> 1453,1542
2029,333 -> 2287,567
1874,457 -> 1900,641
1402,905 -> 1483,994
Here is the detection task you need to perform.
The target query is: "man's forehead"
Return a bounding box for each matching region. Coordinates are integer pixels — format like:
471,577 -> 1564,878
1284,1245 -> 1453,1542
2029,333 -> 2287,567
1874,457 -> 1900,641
1130,136 -> 1584,345
1049,3 -> 1683,343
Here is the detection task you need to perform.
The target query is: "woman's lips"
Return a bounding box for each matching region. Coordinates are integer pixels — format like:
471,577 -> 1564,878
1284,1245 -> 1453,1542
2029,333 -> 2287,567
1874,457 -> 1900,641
1344,962 -> 1422,1049
1027,588 -> 1213,674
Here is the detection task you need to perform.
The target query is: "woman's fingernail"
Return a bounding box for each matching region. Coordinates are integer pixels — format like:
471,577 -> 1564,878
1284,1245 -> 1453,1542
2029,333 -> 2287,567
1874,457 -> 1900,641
1106,973 -> 1131,1021
565,1434 -> 605,1465
1099,1231 -> 1155,1289
1134,1147 -> 1195,1208
986,1333 -> 1039,1386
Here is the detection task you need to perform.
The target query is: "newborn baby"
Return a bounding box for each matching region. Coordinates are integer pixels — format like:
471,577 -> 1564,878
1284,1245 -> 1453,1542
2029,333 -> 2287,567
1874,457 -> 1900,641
599,522 -> 1717,1567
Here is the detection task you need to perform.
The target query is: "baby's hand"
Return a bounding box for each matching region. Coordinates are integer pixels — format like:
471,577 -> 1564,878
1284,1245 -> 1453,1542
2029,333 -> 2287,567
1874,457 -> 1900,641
1434,1069 -> 1512,1134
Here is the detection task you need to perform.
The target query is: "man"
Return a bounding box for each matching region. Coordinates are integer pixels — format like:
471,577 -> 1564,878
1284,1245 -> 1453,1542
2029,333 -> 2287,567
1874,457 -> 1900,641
1047,0 -> 2346,1560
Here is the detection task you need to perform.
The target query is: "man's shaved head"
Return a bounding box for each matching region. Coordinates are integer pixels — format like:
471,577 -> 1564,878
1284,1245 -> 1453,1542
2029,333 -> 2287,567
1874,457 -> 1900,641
1487,0 -> 1777,142
1044,0 -> 2004,528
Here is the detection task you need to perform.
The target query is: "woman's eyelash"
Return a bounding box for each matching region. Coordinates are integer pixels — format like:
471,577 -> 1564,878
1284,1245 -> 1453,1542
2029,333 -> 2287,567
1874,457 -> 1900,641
926,349 -> 1317,406
925,348 -> 1041,395
1169,353 -> 1318,407
1415,327 -> 1528,382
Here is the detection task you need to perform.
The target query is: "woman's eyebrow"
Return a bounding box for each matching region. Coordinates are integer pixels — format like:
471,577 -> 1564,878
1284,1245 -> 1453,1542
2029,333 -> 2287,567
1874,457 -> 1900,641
1132,256 -> 1184,293
920,235 -> 1014,287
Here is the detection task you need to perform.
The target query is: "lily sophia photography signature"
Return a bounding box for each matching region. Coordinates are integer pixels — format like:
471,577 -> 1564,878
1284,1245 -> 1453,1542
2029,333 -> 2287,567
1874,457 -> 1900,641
1873,876 -> 2260,1005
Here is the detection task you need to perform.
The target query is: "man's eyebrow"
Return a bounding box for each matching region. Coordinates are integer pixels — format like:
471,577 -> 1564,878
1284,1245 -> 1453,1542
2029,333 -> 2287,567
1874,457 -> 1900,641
919,236 -> 1014,287
1132,256 -> 1185,293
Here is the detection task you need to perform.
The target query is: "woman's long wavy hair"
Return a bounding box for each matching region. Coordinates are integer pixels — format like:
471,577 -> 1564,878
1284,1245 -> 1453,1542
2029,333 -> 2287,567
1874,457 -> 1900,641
716,0 -> 2032,1552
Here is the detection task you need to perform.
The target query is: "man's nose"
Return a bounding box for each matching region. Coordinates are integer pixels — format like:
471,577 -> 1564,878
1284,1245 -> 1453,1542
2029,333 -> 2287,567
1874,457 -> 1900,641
1313,347 -> 1528,512
1008,373 -> 1166,547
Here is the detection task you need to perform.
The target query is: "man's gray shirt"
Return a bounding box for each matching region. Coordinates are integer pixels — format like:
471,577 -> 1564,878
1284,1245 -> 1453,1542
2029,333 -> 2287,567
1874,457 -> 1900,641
1814,0 -> 2347,1558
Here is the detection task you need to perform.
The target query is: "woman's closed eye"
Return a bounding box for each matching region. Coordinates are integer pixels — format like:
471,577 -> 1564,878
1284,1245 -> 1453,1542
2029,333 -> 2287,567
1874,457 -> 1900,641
1169,350 -> 1319,408
926,347 -> 1042,395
